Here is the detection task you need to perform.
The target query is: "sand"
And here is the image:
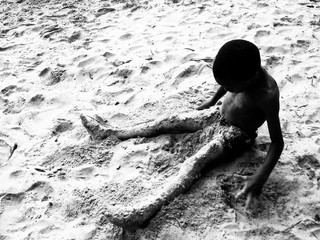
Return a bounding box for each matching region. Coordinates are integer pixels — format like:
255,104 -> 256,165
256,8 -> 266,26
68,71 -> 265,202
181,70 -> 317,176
1,0 -> 320,239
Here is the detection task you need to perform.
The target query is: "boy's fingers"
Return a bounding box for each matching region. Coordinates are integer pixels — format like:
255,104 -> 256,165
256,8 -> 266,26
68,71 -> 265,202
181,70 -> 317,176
235,188 -> 247,199
245,194 -> 260,212
233,174 -> 248,181
245,193 -> 254,210
235,191 -> 242,199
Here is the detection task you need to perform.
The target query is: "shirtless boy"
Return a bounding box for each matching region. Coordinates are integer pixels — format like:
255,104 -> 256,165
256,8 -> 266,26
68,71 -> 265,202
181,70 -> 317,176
81,39 -> 284,210
197,39 -> 284,209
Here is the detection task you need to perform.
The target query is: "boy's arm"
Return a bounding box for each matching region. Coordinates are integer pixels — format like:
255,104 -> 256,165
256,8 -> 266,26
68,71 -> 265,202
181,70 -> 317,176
197,86 -> 227,110
235,96 -> 284,209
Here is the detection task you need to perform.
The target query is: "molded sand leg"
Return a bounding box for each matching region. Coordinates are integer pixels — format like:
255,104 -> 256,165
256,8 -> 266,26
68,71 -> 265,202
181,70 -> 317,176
80,109 -> 247,230
81,108 -> 220,141
104,129 -> 243,230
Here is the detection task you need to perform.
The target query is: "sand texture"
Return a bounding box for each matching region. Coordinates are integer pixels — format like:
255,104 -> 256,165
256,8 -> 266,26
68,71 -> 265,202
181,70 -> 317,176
1,0 -> 320,239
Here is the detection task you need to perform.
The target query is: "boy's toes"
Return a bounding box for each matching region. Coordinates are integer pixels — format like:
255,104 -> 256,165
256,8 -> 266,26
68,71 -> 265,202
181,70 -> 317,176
80,114 -> 115,141
80,114 -> 103,140
94,114 -> 109,126
80,114 -> 88,125
80,114 -> 98,128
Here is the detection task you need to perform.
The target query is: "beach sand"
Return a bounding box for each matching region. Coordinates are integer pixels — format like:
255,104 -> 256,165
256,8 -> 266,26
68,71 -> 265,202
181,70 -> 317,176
1,0 -> 320,239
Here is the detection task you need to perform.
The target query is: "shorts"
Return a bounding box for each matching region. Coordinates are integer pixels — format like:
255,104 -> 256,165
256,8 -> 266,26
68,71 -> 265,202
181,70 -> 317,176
218,114 -> 256,159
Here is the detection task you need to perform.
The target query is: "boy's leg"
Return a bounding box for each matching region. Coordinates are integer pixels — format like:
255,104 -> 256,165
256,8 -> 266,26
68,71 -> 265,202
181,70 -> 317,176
80,108 -> 220,141
105,124 -> 248,229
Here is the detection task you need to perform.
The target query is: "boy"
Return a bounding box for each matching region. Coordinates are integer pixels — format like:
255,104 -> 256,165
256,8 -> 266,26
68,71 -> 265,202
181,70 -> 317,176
197,39 -> 284,209
81,39 -> 284,210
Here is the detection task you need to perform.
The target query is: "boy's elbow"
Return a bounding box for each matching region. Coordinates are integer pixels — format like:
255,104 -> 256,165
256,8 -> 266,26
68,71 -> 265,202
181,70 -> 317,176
271,138 -> 284,153
275,139 -> 284,152
279,140 -> 284,151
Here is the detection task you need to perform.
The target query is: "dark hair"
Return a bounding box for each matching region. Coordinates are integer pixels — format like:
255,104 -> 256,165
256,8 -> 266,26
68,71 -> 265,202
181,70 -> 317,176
213,39 -> 261,81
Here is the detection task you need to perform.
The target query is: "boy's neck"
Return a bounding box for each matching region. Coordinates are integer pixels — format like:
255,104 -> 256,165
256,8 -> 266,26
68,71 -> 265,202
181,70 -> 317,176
249,67 -> 268,90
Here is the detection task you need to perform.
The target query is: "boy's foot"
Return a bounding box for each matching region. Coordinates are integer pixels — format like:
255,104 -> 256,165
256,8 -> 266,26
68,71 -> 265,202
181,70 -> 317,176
80,114 -> 116,140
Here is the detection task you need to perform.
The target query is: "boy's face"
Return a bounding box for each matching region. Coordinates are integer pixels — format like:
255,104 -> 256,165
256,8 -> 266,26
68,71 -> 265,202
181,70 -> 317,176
215,70 -> 260,93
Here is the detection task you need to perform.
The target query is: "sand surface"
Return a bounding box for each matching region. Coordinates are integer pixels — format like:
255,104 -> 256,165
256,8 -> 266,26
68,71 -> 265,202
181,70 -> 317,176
1,0 -> 320,239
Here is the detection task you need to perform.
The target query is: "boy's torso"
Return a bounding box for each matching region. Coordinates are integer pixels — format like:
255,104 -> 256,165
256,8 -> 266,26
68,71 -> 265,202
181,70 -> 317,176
220,70 -> 279,137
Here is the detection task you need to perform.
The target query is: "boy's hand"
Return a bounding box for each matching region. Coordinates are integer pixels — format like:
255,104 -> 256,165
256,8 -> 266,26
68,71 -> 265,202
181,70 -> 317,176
197,101 -> 213,110
234,174 -> 265,211
197,86 -> 226,110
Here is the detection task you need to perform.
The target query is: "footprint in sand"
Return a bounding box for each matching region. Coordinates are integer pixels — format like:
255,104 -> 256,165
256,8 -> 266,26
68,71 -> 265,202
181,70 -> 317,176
265,55 -> 283,68
39,67 -> 51,77
69,13 -> 87,24
292,39 -> 311,50
112,68 -> 133,79
26,181 -> 54,200
29,94 -> 45,105
139,59 -> 162,74
297,154 -> 320,180
264,45 -> 290,54
0,192 -> 25,206
254,29 -> 272,44
112,59 -> 132,67
102,51 -> 115,59
96,7 -> 116,17
74,166 -> 96,179
140,65 -> 150,74
9,169 -> 25,178
1,84 -> 28,114
1,84 -> 27,96
51,119 -> 74,136
3,97 -> 26,114
120,33 -> 133,40
254,30 -> 271,38
38,67 -> 67,85
68,31 -> 81,43
45,68 -> 67,86
40,25 -> 63,39
1,85 -> 18,96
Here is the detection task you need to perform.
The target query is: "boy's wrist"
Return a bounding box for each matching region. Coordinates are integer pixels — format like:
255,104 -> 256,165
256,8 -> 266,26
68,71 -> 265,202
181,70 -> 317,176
253,172 -> 269,185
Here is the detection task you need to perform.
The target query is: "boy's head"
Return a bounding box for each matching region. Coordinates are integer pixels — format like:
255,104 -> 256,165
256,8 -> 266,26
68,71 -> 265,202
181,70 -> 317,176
213,40 -> 261,88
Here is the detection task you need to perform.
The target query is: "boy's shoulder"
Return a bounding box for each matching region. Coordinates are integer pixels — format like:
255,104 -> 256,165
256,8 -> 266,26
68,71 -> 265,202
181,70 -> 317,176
256,71 -> 280,107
